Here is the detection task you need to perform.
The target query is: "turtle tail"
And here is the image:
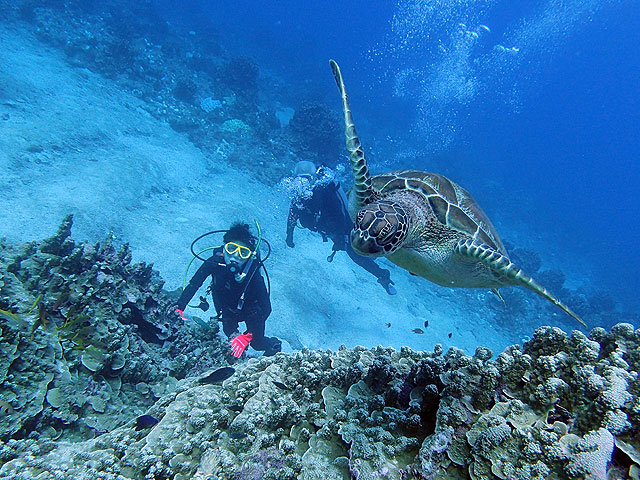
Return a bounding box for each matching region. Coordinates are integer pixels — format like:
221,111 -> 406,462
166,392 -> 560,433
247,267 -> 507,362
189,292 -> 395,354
456,239 -> 587,327
329,59 -> 374,209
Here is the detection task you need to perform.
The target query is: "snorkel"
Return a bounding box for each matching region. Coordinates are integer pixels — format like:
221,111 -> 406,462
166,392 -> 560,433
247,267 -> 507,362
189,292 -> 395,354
236,219 -> 262,281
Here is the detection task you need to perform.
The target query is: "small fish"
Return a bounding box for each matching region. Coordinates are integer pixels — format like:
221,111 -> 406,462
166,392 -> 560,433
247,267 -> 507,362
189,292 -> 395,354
424,320 -> 429,328
385,322 -> 391,328
0,308 -> 27,328
198,366 -> 235,384
411,328 -> 424,334
0,399 -> 15,415
72,325 -> 97,339
272,381 -> 289,391
191,316 -> 211,330
28,302 -> 49,341
228,405 -> 243,413
135,414 -> 158,431
51,291 -> 71,311
26,294 -> 43,316
448,332 -> 452,338
228,432 -> 247,439
57,315 -> 91,332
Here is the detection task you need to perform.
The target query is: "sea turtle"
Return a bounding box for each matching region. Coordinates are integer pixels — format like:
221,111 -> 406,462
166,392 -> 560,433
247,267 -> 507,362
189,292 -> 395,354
329,59 -> 585,327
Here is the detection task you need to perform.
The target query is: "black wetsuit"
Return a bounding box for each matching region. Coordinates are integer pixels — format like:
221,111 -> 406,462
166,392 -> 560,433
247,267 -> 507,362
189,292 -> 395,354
286,180 -> 392,286
177,249 -> 281,356
287,181 -> 352,247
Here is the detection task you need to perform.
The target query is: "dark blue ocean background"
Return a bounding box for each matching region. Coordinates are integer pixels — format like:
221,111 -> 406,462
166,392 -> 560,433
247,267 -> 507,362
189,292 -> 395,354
154,0 -> 639,309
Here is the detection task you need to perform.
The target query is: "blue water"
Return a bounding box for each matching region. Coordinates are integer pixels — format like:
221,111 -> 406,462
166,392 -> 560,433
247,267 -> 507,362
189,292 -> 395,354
157,0 -> 639,311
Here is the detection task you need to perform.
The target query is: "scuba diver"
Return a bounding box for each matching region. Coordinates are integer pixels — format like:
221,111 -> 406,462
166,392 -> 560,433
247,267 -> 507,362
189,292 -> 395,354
175,222 -> 281,358
286,160 -> 397,295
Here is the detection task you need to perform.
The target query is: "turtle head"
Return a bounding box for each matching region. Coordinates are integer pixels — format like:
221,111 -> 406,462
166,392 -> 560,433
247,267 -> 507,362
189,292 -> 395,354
350,201 -> 409,256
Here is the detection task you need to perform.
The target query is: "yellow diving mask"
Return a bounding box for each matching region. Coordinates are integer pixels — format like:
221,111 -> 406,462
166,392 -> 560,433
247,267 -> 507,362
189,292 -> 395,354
224,242 -> 252,259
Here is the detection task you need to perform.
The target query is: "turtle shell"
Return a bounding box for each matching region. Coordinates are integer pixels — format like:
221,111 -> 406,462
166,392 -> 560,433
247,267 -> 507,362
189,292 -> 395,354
371,170 -> 506,253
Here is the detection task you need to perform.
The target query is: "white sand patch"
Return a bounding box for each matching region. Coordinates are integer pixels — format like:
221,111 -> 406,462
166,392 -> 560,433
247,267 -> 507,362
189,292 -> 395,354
0,25 -> 520,355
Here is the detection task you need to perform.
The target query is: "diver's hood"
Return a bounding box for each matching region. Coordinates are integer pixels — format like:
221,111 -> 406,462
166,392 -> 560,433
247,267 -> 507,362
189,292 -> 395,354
293,160 -> 317,177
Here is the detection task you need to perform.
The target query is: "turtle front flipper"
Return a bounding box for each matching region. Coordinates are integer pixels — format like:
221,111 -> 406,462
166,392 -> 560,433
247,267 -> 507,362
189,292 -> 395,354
329,59 -> 376,210
455,239 -> 586,327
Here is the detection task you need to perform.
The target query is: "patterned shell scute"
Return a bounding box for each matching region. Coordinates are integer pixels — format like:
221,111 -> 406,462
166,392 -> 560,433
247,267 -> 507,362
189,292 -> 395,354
372,170 -> 505,253
427,195 -> 448,225
448,204 -> 480,235
406,178 -> 436,197
379,177 -> 407,193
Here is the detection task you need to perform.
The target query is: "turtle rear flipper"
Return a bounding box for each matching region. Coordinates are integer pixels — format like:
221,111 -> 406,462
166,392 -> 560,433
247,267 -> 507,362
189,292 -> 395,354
456,239 -> 586,327
491,288 -> 506,305
329,59 -> 376,210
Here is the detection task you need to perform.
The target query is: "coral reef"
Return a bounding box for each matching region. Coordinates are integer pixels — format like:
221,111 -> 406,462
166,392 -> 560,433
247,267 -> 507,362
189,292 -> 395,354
0,216 -> 227,444
288,101 -> 343,166
224,56 -> 260,106
2,286 -> 639,479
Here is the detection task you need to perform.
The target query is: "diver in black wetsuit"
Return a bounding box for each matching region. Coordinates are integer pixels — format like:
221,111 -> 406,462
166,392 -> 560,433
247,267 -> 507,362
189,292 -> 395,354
175,222 -> 281,358
285,161 -> 396,295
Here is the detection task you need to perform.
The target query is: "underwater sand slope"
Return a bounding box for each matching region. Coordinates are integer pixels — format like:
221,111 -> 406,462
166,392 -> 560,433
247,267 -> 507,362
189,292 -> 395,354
0,25 -> 209,254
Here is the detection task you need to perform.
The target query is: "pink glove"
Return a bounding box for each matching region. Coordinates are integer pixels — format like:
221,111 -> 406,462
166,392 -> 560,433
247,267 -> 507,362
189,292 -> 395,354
174,308 -> 187,321
230,333 -> 253,358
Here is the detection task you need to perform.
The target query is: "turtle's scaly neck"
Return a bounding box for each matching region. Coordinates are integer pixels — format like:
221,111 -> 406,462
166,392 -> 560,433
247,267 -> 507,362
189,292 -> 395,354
381,190 -> 435,250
